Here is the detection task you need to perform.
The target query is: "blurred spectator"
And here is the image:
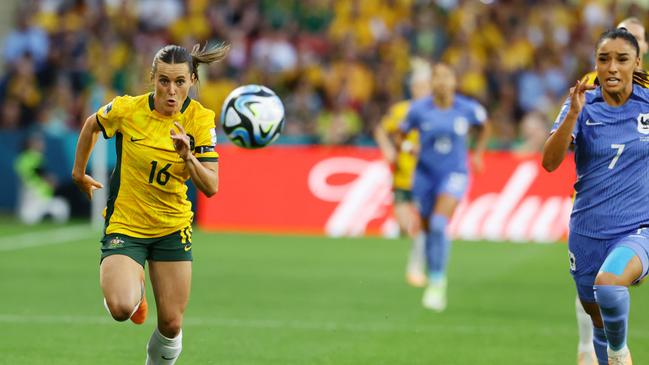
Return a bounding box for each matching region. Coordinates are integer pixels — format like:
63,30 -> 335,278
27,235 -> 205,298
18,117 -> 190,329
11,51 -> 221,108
136,0 -> 183,31
2,6 -> 49,70
293,0 -> 333,34
250,24 -> 298,74
14,133 -> 70,225
0,98 -> 21,129
208,0 -> 260,37
0,0 -> 645,152
316,100 -> 362,145
1,54 -> 42,127
513,111 -> 551,156
198,61 -> 237,118
168,0 -> 212,45
284,75 -> 323,137
323,41 -> 374,110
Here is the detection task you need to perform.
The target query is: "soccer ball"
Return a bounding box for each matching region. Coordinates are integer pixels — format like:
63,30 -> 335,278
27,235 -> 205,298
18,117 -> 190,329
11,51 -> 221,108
220,84 -> 285,149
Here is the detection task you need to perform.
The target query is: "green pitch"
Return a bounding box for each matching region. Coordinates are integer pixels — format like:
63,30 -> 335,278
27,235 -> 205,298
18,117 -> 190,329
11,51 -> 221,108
2,222 -> 649,364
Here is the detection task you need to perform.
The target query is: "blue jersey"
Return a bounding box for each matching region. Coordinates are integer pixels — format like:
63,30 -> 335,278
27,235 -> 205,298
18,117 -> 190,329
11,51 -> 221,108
552,85 -> 649,239
400,94 -> 487,176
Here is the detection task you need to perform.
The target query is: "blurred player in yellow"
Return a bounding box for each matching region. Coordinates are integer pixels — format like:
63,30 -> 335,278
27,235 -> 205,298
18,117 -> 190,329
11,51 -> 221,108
374,58 -> 431,287
72,43 -> 228,365
566,17 -> 648,365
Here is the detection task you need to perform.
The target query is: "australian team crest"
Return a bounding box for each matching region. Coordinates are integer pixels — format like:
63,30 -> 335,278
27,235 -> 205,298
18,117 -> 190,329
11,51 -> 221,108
108,236 -> 124,248
637,113 -> 649,135
103,102 -> 112,116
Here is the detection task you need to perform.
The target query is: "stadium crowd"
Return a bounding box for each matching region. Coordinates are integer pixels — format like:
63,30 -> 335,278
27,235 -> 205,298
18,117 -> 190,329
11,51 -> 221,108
0,0 -> 646,148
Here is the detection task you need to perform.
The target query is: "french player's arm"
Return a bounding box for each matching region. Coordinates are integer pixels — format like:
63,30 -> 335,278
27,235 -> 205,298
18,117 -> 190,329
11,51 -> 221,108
71,113 -> 105,199
170,121 -> 219,197
542,79 -> 595,172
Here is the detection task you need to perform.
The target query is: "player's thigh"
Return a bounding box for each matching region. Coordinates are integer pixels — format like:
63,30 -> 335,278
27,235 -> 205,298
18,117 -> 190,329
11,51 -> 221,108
432,194 -> 460,219
597,230 -> 649,286
100,254 -> 144,304
393,203 -> 409,226
147,228 -> 193,318
149,260 -> 192,322
432,172 -> 467,218
412,188 -> 435,231
393,193 -> 414,222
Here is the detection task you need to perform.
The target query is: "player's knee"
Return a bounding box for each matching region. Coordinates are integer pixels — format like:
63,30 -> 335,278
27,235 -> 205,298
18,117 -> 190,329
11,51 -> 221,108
428,215 -> 448,235
158,317 -> 183,338
105,297 -> 137,322
594,272 -> 621,286
105,299 -> 136,321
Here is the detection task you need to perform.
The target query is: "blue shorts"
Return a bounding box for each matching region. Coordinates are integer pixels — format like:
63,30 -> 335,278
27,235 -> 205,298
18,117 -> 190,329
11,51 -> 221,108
569,228 -> 649,302
412,171 -> 468,219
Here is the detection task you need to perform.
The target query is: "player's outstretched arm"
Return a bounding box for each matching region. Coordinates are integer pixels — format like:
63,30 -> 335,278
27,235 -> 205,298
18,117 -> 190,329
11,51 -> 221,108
171,122 -> 219,197
542,79 -> 595,172
72,114 -> 104,199
373,124 -> 398,165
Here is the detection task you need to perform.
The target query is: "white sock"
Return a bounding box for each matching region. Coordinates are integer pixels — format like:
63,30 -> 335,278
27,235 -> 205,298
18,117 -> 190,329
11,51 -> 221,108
146,328 -> 182,365
575,296 -> 595,354
407,232 -> 426,273
608,345 -> 630,356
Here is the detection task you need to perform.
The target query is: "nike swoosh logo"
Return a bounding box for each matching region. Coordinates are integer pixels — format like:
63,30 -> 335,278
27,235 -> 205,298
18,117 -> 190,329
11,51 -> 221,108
131,137 -> 145,142
585,120 -> 604,126
184,245 -> 192,252
161,355 -> 176,360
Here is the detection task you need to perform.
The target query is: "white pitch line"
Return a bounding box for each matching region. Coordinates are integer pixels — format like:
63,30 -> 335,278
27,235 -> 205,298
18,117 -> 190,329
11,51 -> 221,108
0,225 -> 97,251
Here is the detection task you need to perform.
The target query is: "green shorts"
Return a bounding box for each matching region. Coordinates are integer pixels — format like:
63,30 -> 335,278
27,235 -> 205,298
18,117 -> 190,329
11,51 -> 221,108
393,188 -> 413,203
101,228 -> 193,267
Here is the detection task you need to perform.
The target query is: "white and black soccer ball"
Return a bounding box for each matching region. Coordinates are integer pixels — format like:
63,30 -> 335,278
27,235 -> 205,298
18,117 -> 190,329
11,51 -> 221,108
220,85 -> 285,149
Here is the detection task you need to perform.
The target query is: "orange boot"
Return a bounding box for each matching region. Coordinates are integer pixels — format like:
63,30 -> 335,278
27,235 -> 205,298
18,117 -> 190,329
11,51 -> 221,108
130,273 -> 148,325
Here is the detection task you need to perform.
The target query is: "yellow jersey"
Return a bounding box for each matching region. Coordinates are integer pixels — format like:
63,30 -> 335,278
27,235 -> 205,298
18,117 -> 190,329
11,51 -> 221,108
581,70 -> 649,87
380,100 -> 418,190
96,93 -> 219,238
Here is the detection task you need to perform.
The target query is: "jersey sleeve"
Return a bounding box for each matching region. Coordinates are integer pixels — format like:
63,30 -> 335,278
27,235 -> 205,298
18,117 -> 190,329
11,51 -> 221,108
468,100 -> 487,126
551,97 -> 579,142
400,103 -> 417,133
96,96 -> 129,139
380,104 -> 399,133
193,109 -> 219,162
582,71 -> 598,86
380,101 -> 408,133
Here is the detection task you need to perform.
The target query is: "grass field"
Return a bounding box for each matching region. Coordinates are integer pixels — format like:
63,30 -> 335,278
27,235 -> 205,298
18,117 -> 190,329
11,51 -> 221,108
2,221 -> 649,364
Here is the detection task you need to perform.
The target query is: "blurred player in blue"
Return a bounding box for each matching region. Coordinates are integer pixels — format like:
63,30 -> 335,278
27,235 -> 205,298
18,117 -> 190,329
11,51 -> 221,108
399,63 -> 490,311
543,28 -> 649,365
